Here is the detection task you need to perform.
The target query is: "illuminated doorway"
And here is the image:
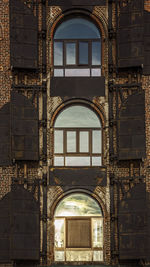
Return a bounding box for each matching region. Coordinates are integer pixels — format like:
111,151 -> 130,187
54,193 -> 103,262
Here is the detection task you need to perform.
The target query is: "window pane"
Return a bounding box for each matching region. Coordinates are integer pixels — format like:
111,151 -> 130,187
54,69 -> 64,77
55,219 -> 65,248
54,156 -> 64,166
66,157 -> 90,166
54,42 -> 63,66
65,68 -> 90,77
79,42 -> 88,65
54,105 -> 101,128
92,218 -> 103,248
92,130 -> 101,153
54,18 -> 100,39
67,131 -> 76,152
66,43 -> 76,65
92,41 -> 101,65
55,251 -> 65,261
66,251 -> 92,261
91,68 -> 101,77
93,251 -> 103,261
55,193 -> 102,217
92,157 -> 101,166
54,130 -> 63,153
79,131 -> 89,152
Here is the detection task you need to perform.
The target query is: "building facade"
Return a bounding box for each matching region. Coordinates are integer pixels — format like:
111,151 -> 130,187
0,0 -> 150,266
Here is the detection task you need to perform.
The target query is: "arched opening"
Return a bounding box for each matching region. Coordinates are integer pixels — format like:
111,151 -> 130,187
54,193 -> 103,262
53,16 -> 101,77
53,104 -> 102,166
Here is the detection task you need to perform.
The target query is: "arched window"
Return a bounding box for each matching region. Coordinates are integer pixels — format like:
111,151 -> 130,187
54,105 -> 102,166
53,17 -> 101,77
54,193 -> 103,262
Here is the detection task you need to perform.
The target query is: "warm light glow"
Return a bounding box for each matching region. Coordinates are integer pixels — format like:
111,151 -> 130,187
54,219 -> 64,230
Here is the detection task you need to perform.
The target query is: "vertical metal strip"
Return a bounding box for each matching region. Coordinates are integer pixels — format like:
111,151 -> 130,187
42,174 -> 47,265
42,0 -> 47,162
42,0 -> 47,74
42,0 -> 47,264
108,0 -> 114,160
108,0 -> 116,262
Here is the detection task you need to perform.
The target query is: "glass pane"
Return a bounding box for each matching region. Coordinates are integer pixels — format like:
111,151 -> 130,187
66,156 -> 90,166
92,130 -> 101,153
92,218 -> 103,248
92,157 -> 101,166
67,131 -> 76,152
55,251 -> 65,261
93,251 -> 103,261
55,105 -> 101,128
66,251 -> 92,261
65,68 -> 90,77
54,18 -> 100,39
91,68 -> 101,77
54,219 -> 65,248
54,130 -> 63,153
92,41 -> 101,65
66,43 -> 76,65
79,42 -> 88,64
54,42 -> 63,66
79,131 -> 89,152
54,69 -> 64,77
55,193 -> 102,217
54,156 -> 64,166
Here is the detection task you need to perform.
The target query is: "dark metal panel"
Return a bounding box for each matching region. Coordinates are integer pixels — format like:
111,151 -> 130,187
147,192 -> 150,260
0,193 -> 11,262
0,103 -> 11,166
11,92 -> 39,161
118,183 -> 146,260
10,0 -> 38,69
48,0 -> 106,6
10,185 -> 40,260
118,91 -> 146,160
117,0 -> 144,68
51,77 -> 105,97
42,174 -> 47,264
49,167 -> 107,186
143,11 -> 150,75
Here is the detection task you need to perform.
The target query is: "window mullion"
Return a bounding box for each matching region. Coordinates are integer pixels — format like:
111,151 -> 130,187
64,130 -> 66,166
77,40 -> 79,66
63,41 -> 65,67
89,130 -> 92,166
77,129 -> 79,153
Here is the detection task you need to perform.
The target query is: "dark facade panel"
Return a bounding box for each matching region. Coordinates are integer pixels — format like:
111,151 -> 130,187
51,77 -> 105,97
10,0 -> 38,69
49,167 -> 107,186
0,193 -> 11,262
10,185 -> 40,260
117,0 -> 144,68
143,11 -> 150,75
0,186 -> 40,262
118,183 -> 146,260
0,103 -> 11,166
11,92 -> 39,161
48,0 -> 106,6
147,192 -> 150,260
118,91 -> 146,160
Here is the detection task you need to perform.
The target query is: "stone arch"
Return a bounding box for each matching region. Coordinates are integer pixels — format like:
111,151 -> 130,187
47,8 -> 107,74
47,187 -> 108,264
